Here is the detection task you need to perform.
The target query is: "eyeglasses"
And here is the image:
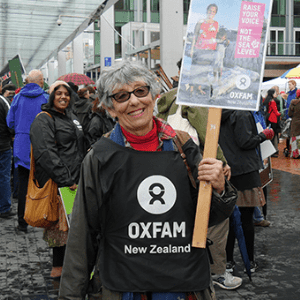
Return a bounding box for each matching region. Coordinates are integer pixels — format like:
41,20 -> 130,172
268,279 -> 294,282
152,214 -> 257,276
109,86 -> 150,103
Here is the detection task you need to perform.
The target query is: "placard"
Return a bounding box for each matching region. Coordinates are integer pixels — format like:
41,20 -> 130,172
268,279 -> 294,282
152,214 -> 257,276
59,187 -> 77,228
177,0 -> 273,111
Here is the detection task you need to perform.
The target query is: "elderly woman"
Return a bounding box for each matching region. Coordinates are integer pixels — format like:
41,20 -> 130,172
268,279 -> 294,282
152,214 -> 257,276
30,81 -> 85,279
59,61 -> 237,300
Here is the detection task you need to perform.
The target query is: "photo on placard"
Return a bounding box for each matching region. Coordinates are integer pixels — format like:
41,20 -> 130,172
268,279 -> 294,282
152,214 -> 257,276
177,0 -> 273,111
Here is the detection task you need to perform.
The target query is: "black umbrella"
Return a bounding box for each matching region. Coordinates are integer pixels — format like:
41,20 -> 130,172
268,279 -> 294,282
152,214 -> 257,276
231,205 -> 252,281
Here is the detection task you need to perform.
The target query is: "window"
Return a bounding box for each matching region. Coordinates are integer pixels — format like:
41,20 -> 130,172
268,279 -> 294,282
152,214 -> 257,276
294,0 -> 300,27
268,28 -> 285,55
294,30 -> 300,55
271,0 -> 286,27
151,0 -> 159,12
272,0 -> 286,15
115,0 -> 131,10
183,0 -> 191,13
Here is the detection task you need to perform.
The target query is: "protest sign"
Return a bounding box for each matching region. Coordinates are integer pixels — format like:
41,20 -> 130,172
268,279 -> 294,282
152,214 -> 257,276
59,187 -> 77,228
177,0 -> 273,111
177,0 -> 272,248
8,55 -> 25,88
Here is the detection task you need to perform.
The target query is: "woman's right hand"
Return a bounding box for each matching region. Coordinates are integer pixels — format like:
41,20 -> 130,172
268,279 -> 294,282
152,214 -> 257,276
69,183 -> 77,191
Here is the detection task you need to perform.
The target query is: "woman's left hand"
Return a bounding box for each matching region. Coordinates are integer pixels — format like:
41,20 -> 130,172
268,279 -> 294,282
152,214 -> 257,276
69,183 -> 77,191
197,158 -> 225,195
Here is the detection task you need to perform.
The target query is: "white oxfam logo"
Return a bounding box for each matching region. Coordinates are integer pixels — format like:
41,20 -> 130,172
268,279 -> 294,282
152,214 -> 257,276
137,175 -> 177,215
73,120 -> 80,126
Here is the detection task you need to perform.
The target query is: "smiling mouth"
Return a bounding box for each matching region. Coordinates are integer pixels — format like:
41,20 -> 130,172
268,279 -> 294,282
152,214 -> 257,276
128,108 -> 144,116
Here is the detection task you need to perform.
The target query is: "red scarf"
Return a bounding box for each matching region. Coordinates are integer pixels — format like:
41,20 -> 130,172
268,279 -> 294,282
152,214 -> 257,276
121,119 -> 160,151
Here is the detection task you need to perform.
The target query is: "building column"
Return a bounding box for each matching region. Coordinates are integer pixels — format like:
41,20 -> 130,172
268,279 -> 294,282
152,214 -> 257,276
57,50 -> 66,77
73,34 -> 84,74
100,5 -> 115,69
286,0 -> 293,55
159,0 -> 184,79
47,59 -> 55,85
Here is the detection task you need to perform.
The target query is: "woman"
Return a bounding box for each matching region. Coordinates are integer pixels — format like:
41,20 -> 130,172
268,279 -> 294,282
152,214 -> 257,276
75,88 -> 92,131
86,97 -> 115,148
59,61 -> 237,299
288,89 -> 300,158
285,80 -> 298,155
30,81 -> 85,279
193,4 -> 219,51
218,110 -> 274,274
264,88 -> 281,156
190,4 -> 219,95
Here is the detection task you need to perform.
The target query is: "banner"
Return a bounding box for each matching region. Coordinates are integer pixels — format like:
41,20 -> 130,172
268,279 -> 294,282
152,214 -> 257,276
9,56 -> 24,88
0,55 -> 26,87
177,0 -> 273,111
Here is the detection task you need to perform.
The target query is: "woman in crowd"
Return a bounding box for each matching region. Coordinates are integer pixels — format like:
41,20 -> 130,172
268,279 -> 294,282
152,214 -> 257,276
86,97 -> 115,147
284,80 -> 298,155
74,87 -> 92,151
30,81 -> 85,279
218,109 -> 274,273
59,61 -> 237,300
288,89 -> 300,159
264,88 -> 281,156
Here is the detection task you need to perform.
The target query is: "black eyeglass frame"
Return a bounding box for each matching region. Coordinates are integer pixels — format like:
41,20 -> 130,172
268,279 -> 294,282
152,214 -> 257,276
108,86 -> 151,103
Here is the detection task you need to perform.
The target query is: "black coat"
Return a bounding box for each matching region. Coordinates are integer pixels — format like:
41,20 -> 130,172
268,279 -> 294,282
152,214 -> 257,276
86,112 -> 115,147
30,105 -> 85,188
0,95 -> 13,151
219,110 -> 265,177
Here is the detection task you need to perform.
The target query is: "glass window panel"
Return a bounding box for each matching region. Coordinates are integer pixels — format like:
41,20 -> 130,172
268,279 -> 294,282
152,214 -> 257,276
295,31 -> 300,55
151,0 -> 159,12
270,44 -> 276,55
270,31 -> 276,42
294,0 -> 300,15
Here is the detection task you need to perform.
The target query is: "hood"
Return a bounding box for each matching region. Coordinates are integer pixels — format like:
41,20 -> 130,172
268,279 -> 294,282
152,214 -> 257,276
19,83 -> 45,98
74,97 -> 88,108
221,109 -> 234,123
156,88 -> 178,113
291,98 -> 300,106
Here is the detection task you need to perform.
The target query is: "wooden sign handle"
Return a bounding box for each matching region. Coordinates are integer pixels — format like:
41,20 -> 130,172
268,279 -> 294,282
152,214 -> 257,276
192,107 -> 222,248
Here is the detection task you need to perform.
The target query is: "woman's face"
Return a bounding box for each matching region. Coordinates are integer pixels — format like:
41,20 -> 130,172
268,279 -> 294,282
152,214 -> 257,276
53,86 -> 70,113
105,81 -> 156,136
84,91 -> 90,99
273,91 -> 278,98
207,6 -> 217,19
289,81 -> 296,91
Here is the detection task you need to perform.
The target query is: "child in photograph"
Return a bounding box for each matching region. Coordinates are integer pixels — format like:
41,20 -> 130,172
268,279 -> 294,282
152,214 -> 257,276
213,28 -> 230,85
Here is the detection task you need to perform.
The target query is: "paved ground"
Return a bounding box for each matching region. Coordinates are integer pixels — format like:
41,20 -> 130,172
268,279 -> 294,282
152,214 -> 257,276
1,139 -> 300,300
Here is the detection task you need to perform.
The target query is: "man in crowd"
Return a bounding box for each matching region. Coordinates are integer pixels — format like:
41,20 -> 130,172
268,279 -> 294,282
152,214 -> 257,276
0,89 -> 15,218
1,84 -> 17,103
6,69 -> 48,233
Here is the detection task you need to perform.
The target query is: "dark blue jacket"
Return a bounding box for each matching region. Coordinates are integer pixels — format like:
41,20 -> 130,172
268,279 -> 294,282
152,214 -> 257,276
286,88 -> 297,120
6,83 -> 48,169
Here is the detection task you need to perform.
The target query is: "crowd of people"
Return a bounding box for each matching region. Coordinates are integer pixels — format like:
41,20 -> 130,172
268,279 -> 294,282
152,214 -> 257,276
0,61 -> 298,300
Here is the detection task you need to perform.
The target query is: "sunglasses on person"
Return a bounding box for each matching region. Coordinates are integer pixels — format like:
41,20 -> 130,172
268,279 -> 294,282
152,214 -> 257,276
109,86 -> 150,103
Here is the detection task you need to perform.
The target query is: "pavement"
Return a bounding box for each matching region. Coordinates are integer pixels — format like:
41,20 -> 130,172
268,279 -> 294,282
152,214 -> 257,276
1,139 -> 300,300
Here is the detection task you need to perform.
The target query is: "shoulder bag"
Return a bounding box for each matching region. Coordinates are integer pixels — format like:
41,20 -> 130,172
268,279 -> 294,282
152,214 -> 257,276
24,112 -> 59,228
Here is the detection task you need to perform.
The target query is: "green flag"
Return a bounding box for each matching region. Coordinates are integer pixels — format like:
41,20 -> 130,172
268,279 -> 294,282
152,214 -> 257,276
8,56 -> 24,88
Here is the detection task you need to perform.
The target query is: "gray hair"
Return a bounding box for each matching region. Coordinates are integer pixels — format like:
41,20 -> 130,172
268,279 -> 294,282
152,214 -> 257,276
96,60 -> 161,108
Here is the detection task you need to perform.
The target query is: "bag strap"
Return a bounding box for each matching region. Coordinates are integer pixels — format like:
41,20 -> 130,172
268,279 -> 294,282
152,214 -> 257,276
173,130 -> 197,189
